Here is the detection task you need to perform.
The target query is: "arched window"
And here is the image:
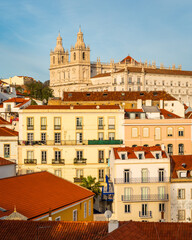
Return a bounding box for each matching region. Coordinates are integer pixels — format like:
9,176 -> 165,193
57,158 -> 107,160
82,52 -> 85,60
61,56 -> 64,63
178,144 -> 184,155
74,52 -> 76,60
53,56 -> 55,64
143,144 -> 149,147
167,144 -> 173,155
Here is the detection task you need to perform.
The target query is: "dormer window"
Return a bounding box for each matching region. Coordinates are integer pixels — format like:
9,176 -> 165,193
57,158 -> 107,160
121,154 -> 126,160
156,153 -> 160,159
179,171 -> 187,178
138,153 -> 143,159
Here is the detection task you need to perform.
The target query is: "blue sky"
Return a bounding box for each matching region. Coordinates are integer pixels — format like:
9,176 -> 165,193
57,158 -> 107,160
0,0 -> 192,82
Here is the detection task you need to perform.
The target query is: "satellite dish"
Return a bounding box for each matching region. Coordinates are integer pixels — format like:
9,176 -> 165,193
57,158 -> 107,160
104,210 -> 112,221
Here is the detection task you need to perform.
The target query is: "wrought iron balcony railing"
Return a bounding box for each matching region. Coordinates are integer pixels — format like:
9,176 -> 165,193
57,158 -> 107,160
41,125 -> 47,130
114,177 -> 170,184
52,159 -> 65,164
24,159 -> 37,164
74,158 -> 87,164
108,125 -> 115,129
121,194 -> 169,202
98,158 -> 104,163
54,125 -> 61,130
98,125 -> 104,130
76,125 -> 83,130
27,125 -> 34,130
139,211 -> 152,218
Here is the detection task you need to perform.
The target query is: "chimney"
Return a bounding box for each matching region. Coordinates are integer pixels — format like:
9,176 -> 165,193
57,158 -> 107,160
160,99 -> 164,109
108,220 -> 119,233
137,99 -> 142,109
48,209 -> 52,221
161,144 -> 165,151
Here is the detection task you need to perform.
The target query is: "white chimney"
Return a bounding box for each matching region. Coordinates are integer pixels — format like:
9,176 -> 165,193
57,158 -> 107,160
160,99 -> 164,109
108,220 -> 119,233
161,144 -> 165,151
137,99 -> 142,109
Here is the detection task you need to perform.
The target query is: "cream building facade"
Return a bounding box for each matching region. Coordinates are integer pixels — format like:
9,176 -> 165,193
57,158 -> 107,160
110,146 -> 171,222
18,105 -> 124,183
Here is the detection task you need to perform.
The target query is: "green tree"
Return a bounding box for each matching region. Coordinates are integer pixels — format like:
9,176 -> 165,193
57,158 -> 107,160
80,176 -> 101,197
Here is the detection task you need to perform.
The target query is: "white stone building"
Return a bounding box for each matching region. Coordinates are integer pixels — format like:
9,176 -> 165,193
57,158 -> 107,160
0,157 -> 16,179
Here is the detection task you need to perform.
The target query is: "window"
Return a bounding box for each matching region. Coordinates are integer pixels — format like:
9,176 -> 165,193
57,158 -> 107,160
76,117 -> 83,129
55,216 -> 61,221
138,153 -> 143,159
98,117 -> 104,129
155,128 -> 161,140
73,209 -> 78,221
141,204 -> 148,216
109,132 -> 115,140
76,169 -> 83,178
121,77 -> 124,84
74,52 -> 76,60
41,117 -> 46,130
53,56 -> 55,64
143,128 -> 149,137
125,204 -> 131,213
27,151 -> 34,160
55,169 -> 62,177
54,117 -> 61,130
82,52 -> 85,60
108,117 -> 115,129
98,132 -> 104,140
132,128 -> 138,138
156,153 -> 160,159
41,133 -> 46,143
128,77 -> 132,84
121,154 -> 126,160
54,133 -> 61,144
98,150 -> 104,163
167,127 -> 173,137
89,200 -> 91,216
141,187 -> 149,200
27,117 -> 34,130
84,202 -> 87,218
178,81 -> 181,87
27,133 -> 34,142
167,144 -> 173,155
141,169 -> 148,183
76,132 -> 83,144
124,187 -> 131,201
76,151 -> 83,160
158,186 -> 165,200
179,171 -> 187,178
159,169 -> 165,182
114,78 -> 117,84
55,151 -> 61,160
178,144 -> 184,155
159,203 -> 165,212
99,169 -> 104,182
137,77 -> 141,84
178,189 -> 185,199
41,151 -> 47,163
178,210 -> 185,221
124,169 -> 130,183
4,144 -> 10,158
178,128 -> 184,137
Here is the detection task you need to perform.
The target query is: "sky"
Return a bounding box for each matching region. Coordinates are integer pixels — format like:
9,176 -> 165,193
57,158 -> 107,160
0,0 -> 192,82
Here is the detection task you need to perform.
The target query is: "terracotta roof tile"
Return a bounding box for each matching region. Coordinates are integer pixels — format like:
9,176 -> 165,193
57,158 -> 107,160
4,97 -> 26,103
0,127 -> 18,137
120,55 -> 139,64
0,157 -> 15,166
26,105 -> 121,110
0,172 -> 94,220
160,109 -> 181,119
91,73 -> 111,79
125,109 -> 143,112
171,155 -> 192,179
0,117 -> 11,125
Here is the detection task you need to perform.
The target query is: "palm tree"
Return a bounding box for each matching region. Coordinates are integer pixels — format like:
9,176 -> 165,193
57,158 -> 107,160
80,176 -> 101,197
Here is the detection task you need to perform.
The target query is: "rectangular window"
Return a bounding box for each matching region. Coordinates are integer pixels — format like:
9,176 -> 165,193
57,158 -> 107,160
141,187 -> 148,200
121,154 -> 126,160
55,216 -> 61,221
128,77 -> 132,84
132,128 -> 138,138
143,128 -> 149,137
76,151 -> 83,160
125,204 -> 131,213
124,187 -> 131,201
4,144 -> 10,158
178,210 -> 185,221
27,133 -> 34,142
55,169 -> 62,177
142,204 -> 147,216
41,133 -> 46,143
89,200 -> 91,216
155,128 -> 161,140
27,151 -> 34,160
41,117 -> 46,130
158,186 -> 165,200
124,169 -> 130,183
159,169 -> 165,182
27,117 -> 34,130
109,132 -> 115,140
141,169 -> 148,183
54,117 -> 61,130
54,133 -> 61,144
41,151 -> 47,163
108,117 -> 115,129
98,150 -> 104,163
73,209 -> 78,221
99,169 -> 104,182
98,132 -> 104,140
156,153 -> 160,159
76,117 -> 83,129
138,153 -> 143,159
178,189 -> 185,199
167,127 -> 173,137
159,203 -> 165,212
84,202 -> 87,218
178,128 -> 184,137
76,132 -> 83,144
76,169 -> 83,178
55,151 -> 61,160
98,117 -> 104,129
137,77 -> 140,84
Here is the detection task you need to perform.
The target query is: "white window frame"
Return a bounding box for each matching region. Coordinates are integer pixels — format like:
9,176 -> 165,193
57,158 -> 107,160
84,202 -> 87,218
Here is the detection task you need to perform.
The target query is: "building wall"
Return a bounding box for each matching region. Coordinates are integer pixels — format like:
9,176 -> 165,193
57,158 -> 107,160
124,118 -> 192,155
0,136 -> 18,163
0,165 -> 16,179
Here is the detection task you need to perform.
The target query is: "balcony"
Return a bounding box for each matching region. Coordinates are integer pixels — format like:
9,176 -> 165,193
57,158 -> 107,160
114,177 -> 170,184
5,108 -> 11,112
24,159 -> 37,164
74,177 -> 84,183
41,160 -> 47,164
98,158 -> 104,163
54,125 -> 61,130
99,177 -> 104,182
4,154 -> 10,158
108,125 -> 115,129
121,194 -> 169,202
41,125 -> 47,130
88,140 -> 123,145
52,159 -> 65,164
139,211 -> 152,218
74,158 -> 87,164
27,125 -> 34,130
98,125 -> 104,130
76,125 -> 83,130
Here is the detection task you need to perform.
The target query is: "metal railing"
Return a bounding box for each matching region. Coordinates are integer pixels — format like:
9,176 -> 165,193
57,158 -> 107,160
139,211 -> 152,218
98,125 -> 104,130
41,125 -> 47,130
76,125 -> 83,130
114,177 -> 170,184
52,159 -> 65,164
54,125 -> 61,130
121,194 -> 169,202
27,125 -> 34,130
98,159 -> 104,163
108,125 -> 115,129
99,178 -> 104,182
5,108 -> 11,112
24,159 -> 37,164
74,158 -> 87,164
74,177 -> 84,183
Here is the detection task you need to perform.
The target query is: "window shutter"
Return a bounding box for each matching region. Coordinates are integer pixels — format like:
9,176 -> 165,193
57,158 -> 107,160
132,128 -> 138,137
143,128 -> 149,137
155,128 -> 161,140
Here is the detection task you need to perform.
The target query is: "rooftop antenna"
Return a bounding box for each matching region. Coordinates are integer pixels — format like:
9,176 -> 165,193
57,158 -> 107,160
104,210 -> 112,222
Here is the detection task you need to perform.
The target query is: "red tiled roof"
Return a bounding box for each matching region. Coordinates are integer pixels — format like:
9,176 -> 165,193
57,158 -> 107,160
25,105 -> 121,110
63,91 -> 176,102
0,157 -> 15,166
4,97 -> 26,103
0,127 -> 18,137
160,109 -> 181,119
184,104 -> 189,110
120,55 -> 139,64
0,117 -> 11,125
185,111 -> 192,119
91,72 -> 111,79
171,155 -> 192,178
0,172 -> 94,220
125,109 -> 143,112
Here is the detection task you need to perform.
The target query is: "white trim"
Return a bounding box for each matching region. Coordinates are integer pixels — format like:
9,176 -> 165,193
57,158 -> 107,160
33,196 -> 93,221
